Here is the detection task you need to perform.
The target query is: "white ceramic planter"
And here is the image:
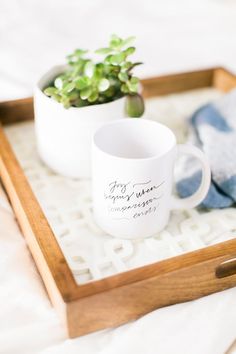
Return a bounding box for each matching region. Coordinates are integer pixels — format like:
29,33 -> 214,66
34,65 -> 126,178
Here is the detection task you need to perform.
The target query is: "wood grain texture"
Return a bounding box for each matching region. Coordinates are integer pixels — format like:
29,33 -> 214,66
68,251 -> 236,337
0,127 -> 77,298
142,68 -> 214,98
1,67 -> 236,338
0,97 -> 33,125
213,67 -> 236,92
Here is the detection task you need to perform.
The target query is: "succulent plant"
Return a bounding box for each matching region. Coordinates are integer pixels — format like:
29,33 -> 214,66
44,34 -> 144,117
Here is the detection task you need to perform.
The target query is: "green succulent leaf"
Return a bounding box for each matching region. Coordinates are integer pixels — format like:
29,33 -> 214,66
110,53 -> 125,65
121,83 -> 129,94
67,91 -> 79,100
75,76 -> 90,90
95,47 -> 113,55
103,86 -> 115,98
74,98 -> 88,107
121,61 -> 133,71
43,34 -> 143,109
88,90 -> 99,103
125,94 -> 144,117
129,84 -> 139,93
109,34 -> 122,49
122,36 -> 136,47
98,78 -> 110,92
127,77 -> 139,93
62,82 -> 75,93
124,46 -> 136,56
80,87 -> 92,100
61,97 -> 71,109
52,94 -> 61,102
74,49 -> 88,57
118,72 -> 129,82
130,77 -> 139,84
54,77 -> 63,90
44,87 -> 58,96
84,61 -> 95,78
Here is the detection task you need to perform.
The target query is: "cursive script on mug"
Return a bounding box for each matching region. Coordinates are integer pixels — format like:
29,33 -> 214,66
104,179 -> 165,220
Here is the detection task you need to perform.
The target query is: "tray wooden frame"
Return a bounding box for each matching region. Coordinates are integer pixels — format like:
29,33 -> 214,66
1,67 -> 236,338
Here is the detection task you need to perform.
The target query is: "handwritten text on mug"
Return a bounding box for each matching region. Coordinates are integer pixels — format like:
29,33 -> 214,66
104,180 -> 165,220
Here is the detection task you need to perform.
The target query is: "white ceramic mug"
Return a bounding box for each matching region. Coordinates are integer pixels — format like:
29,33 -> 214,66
92,119 -> 211,239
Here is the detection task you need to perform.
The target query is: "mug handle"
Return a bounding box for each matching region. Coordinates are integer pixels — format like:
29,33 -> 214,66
171,144 -> 211,210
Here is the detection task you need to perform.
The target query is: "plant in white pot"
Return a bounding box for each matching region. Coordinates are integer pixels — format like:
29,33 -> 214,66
34,34 -> 145,178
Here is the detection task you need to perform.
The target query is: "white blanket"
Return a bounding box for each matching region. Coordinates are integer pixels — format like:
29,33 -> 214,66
1,1 -> 236,353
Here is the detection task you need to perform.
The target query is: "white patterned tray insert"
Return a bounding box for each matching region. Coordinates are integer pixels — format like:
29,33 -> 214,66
5,88 -> 236,284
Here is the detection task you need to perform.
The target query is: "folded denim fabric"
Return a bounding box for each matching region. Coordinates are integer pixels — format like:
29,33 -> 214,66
177,89 -> 236,209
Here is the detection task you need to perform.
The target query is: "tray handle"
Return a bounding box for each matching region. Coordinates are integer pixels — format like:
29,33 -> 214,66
215,257 -> 236,278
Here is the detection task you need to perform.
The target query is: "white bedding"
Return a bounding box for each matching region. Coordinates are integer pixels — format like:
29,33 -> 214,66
1,1 -> 236,353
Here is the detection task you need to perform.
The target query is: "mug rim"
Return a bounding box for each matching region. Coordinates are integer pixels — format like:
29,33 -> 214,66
93,118 -> 177,161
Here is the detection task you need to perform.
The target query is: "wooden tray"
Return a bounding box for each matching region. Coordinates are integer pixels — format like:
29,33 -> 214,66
1,67 -> 236,338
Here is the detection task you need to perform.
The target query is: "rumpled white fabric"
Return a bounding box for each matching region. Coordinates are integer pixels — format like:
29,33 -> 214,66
1,0 -> 236,353
0,187 -> 66,354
